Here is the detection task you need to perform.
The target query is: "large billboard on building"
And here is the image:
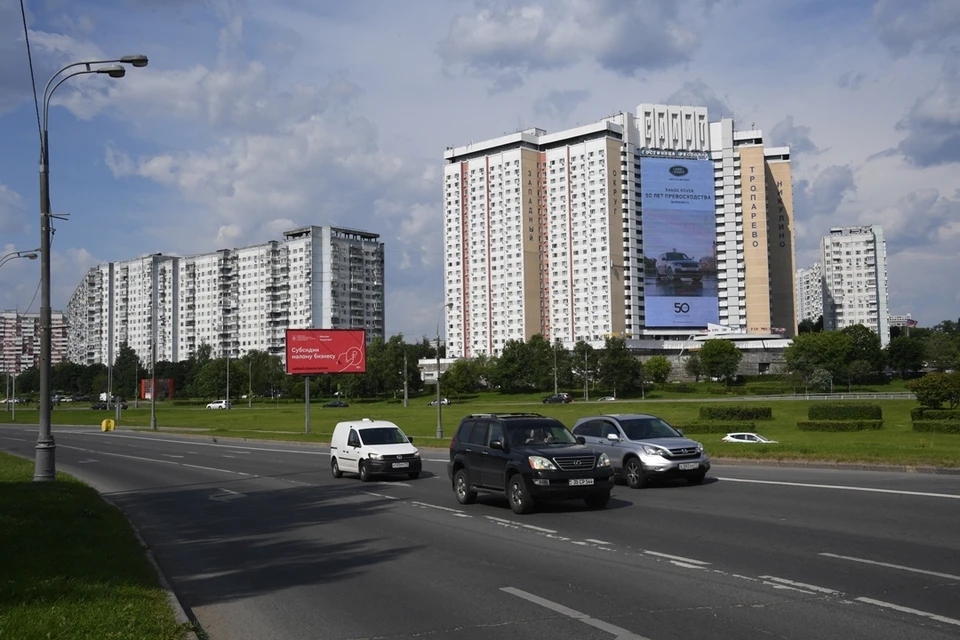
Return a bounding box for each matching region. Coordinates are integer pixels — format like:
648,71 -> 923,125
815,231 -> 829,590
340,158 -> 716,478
285,329 -> 366,375
641,156 -> 720,328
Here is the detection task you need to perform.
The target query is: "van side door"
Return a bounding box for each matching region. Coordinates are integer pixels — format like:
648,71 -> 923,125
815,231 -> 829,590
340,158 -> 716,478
341,428 -> 362,472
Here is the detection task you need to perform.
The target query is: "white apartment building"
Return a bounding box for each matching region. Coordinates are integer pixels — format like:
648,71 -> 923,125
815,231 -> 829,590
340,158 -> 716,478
820,225 -> 890,346
795,262 -> 823,323
441,103 -> 796,358
67,225 -> 385,367
0,311 -> 68,375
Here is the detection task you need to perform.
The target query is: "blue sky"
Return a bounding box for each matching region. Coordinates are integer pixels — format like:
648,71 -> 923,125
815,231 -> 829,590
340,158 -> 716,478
1,0 -> 958,338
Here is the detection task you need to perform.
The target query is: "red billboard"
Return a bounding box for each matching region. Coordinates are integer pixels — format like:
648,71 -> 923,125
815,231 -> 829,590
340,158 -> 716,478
285,329 -> 367,375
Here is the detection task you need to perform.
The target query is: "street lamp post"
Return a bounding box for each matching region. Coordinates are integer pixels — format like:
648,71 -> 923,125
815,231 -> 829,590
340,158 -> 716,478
0,250 -> 39,269
35,54 -> 148,482
436,302 -> 453,440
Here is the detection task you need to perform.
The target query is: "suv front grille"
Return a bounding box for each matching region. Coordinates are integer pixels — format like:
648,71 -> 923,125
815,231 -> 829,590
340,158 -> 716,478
553,455 -> 596,471
664,447 -> 700,460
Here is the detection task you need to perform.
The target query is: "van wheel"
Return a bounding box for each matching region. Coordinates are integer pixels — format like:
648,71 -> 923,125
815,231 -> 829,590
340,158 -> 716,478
624,457 -> 647,489
359,461 -> 372,482
454,469 -> 477,505
507,476 -> 534,514
331,458 -> 343,479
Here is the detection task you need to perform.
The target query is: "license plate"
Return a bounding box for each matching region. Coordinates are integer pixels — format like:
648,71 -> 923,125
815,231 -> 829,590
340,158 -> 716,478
568,478 -> 594,486
679,463 -> 699,471
392,462 -> 409,469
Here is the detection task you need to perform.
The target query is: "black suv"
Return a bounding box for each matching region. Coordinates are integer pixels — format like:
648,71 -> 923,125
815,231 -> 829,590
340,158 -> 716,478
447,413 -> 614,514
543,393 -> 573,404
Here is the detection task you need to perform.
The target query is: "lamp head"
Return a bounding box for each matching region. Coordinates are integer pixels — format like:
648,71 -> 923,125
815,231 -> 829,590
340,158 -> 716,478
98,64 -> 126,78
24,253 -> 38,260
120,54 -> 149,68
444,302 -> 453,310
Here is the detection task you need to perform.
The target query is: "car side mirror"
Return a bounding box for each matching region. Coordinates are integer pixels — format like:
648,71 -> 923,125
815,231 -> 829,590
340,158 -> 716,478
677,429 -> 684,437
407,437 -> 414,444
490,439 -> 504,451
576,436 -> 586,445
606,433 -> 620,442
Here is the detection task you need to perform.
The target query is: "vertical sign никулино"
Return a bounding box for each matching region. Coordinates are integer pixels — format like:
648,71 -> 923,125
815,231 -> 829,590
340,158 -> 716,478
640,157 -> 720,328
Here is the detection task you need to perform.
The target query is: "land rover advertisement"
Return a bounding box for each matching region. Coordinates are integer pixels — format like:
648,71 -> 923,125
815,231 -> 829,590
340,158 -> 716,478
641,156 -> 720,328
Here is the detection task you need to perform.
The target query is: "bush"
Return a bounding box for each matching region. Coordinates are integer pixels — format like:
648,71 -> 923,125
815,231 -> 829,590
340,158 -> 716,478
911,409 -> 960,421
673,422 -> 756,434
808,403 -> 883,420
172,400 -> 211,406
699,405 -> 773,421
743,383 -> 788,396
797,420 -> 884,432
912,420 -> 960,434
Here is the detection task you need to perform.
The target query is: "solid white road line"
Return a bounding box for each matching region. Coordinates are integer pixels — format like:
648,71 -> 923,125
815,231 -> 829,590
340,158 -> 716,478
856,597 -> 960,627
719,477 -> 960,500
362,492 -> 400,500
585,538 -> 613,545
819,553 -> 960,581
760,576 -> 840,594
411,501 -> 471,517
162,454 -> 184,459
58,444 -> 251,476
79,432 -> 326,455
502,587 -> 651,640
642,550 -> 711,566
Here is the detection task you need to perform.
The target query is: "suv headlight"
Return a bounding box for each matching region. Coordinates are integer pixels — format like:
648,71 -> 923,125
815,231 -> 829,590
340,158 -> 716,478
413,450 -> 421,458
641,445 -> 664,456
368,453 -> 383,460
598,453 -> 611,467
528,456 -> 558,470
695,443 -> 704,454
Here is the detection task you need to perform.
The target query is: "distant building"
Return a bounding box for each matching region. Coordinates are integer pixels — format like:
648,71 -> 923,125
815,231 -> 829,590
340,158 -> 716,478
0,310 -> 68,375
820,225 -> 890,346
67,225 -> 385,367
795,262 -> 823,323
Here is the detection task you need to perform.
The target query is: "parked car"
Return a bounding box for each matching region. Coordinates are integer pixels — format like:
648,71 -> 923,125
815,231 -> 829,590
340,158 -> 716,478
91,401 -> 128,410
324,400 -> 349,408
597,396 -> 616,402
206,400 -> 231,410
721,432 -> 778,444
542,393 -> 573,404
330,418 -> 421,481
447,412 -> 613,514
655,250 -> 703,282
571,413 -> 710,488
428,397 -> 451,406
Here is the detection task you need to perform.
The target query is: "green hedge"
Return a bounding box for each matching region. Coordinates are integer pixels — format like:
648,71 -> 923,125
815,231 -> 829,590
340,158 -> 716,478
912,420 -> 960,434
797,420 -> 884,432
743,383 -> 790,396
674,422 -> 756,434
910,408 -> 960,421
699,405 -> 773,421
808,403 -> 883,420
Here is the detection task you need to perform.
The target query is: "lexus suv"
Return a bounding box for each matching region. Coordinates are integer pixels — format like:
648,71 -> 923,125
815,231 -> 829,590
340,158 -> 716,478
447,413 -> 614,514
571,413 -> 710,488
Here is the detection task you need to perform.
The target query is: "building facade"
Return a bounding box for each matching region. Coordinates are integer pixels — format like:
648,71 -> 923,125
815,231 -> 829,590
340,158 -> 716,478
795,262 -> 823,323
0,311 -> 68,375
820,225 -> 890,346
67,225 -> 385,367
441,103 -> 796,358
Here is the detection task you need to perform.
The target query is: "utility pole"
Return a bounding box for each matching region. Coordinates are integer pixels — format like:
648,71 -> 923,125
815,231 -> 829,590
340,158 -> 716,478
403,348 -> 409,407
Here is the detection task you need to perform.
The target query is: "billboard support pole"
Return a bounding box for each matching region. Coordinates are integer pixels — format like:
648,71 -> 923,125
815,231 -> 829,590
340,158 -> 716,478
304,375 -> 311,435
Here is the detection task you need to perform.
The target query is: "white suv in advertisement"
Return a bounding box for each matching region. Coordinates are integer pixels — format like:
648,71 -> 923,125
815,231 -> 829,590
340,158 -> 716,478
571,413 -> 710,488
656,251 -> 703,282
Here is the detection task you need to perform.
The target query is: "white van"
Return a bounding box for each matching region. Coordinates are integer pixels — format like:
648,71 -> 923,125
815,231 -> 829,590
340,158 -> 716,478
330,418 -> 422,482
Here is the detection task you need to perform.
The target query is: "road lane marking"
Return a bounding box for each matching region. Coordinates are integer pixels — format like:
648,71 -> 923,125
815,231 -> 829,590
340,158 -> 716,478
78,432 -> 327,455
760,576 -> 839,594
856,597 -> 960,627
719,477 -> 960,500
57,444 -> 251,476
362,492 -> 399,500
183,463 -> 250,476
163,454 -> 184,459
77,458 -> 98,464
643,550 -> 710,566
222,455 -> 236,458
228,450 -> 251,454
209,488 -> 246,502
411,501 -> 471,517
585,538 -> 612,545
501,587 -> 650,639
521,523 -> 556,534
426,458 -> 447,462
375,481 -> 411,487
819,553 -> 960,581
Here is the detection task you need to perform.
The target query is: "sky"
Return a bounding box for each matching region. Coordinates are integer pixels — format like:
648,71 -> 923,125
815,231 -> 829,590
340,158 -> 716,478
1,0 -> 958,340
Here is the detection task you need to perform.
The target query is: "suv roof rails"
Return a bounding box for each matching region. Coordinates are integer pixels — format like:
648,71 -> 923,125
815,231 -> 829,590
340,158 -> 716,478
464,412 -> 546,419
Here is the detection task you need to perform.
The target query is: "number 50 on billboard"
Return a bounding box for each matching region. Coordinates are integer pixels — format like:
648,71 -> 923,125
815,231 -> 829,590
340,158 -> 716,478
285,329 -> 367,375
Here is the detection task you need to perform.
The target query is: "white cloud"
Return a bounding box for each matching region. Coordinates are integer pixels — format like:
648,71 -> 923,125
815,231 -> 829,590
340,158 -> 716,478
0,185 -> 29,234
873,0 -> 960,57
895,63 -> 960,167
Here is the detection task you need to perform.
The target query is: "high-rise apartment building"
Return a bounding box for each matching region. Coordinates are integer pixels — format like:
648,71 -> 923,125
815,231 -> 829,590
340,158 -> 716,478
0,311 -> 68,375
795,262 -> 823,323
67,225 -> 384,367
441,103 -> 796,358
820,225 -> 890,346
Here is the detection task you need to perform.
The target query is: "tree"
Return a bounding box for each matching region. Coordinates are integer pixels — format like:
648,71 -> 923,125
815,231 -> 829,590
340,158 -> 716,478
683,353 -> 703,382
571,340 -> 598,397
924,332 -> 958,372
886,335 -> 925,377
441,359 -> 481,399
798,315 -> 823,334
906,372 -> 960,409
807,367 -> 833,392
784,331 -> 852,382
597,337 -> 641,396
113,342 -> 143,399
492,339 -> 536,393
697,339 -> 743,384
840,324 -> 884,372
845,360 -> 872,391
644,356 -> 672,383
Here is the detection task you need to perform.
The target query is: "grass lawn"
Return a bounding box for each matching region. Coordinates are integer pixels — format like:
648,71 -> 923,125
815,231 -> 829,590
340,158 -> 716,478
5,391 -> 957,468
0,452 -> 191,640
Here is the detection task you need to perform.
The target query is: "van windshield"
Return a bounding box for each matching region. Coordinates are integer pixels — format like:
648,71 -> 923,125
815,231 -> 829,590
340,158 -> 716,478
620,418 -> 682,440
359,427 -> 409,445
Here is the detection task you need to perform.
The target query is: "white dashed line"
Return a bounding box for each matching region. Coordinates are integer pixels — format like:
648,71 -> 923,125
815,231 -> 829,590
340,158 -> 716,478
376,481 -> 411,487
819,553 -> 960,581
642,550 -> 710,566
856,597 -> 960,627
411,501 -> 472,517
162,454 -> 184,459
719,476 -> 960,500
521,523 -> 556,534
362,492 -> 400,500
502,587 -> 650,639
760,576 -> 839,594
585,538 -> 612,545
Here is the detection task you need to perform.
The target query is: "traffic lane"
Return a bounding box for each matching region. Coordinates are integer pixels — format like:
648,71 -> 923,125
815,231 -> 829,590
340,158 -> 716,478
711,462 -> 960,493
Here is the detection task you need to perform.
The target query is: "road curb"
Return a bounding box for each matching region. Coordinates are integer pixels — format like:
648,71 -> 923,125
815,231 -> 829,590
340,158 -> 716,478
100,494 -> 202,640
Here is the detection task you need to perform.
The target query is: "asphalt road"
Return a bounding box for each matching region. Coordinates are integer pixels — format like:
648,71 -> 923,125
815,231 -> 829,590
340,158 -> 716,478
1,425 -> 958,640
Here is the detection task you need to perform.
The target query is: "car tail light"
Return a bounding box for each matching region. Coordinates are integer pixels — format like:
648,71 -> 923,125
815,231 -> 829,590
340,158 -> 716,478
449,437 -> 456,450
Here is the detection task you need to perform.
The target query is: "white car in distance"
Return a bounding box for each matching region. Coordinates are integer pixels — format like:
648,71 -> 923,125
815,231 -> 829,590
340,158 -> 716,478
721,432 -> 778,444
206,400 -> 231,410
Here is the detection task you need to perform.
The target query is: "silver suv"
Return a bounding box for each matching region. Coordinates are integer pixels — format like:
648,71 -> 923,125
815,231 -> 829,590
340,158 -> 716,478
571,414 -> 710,488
